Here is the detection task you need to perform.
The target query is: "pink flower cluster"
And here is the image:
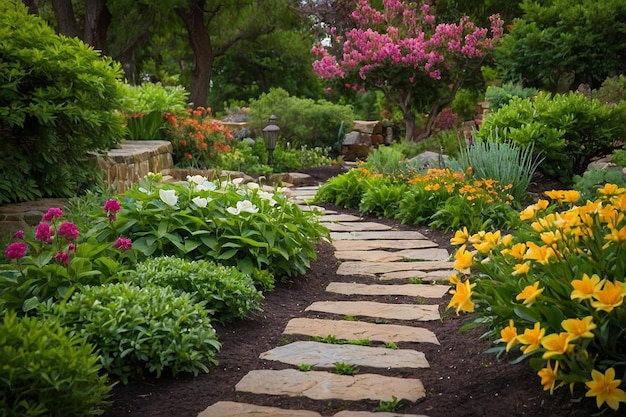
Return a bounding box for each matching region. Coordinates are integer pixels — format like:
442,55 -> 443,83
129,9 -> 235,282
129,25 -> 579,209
104,199 -> 121,222
312,0 -> 504,83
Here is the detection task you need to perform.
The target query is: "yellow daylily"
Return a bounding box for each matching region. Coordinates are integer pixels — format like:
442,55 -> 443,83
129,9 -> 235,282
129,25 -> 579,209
453,244 -> 474,271
501,233 -> 513,247
571,273 -> 604,301
447,279 -> 475,315
561,316 -> 596,340
516,281 -> 544,306
597,183 -> 626,197
538,360 -> 560,392
605,225 -> 626,244
499,320 -> 519,352
523,241 -> 555,264
517,322 -> 546,354
591,280 -> 626,313
501,242 -> 526,260
450,227 -> 470,246
541,332 -> 572,359
585,368 -> 626,411
520,206 -> 536,221
511,261 -> 531,276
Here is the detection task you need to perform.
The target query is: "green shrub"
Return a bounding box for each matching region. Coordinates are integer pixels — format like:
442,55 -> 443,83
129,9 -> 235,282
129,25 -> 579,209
478,92 -> 626,185
451,89 -> 482,121
54,283 -> 220,384
314,168 -> 368,209
611,149 -> 626,167
573,168 -> 626,202
126,256 -> 263,324
0,311 -> 111,416
448,133 -> 544,205
247,88 -> 354,149
0,1 -> 126,204
484,82 -> 537,111
273,143 -> 334,172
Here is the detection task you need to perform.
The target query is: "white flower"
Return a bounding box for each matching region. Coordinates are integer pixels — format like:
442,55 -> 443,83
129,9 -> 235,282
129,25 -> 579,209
192,197 -> 210,208
247,182 -> 260,190
196,181 -> 217,192
226,200 -> 258,215
187,175 -> 207,186
258,190 -> 277,206
159,189 -> 178,206
138,187 -> 149,194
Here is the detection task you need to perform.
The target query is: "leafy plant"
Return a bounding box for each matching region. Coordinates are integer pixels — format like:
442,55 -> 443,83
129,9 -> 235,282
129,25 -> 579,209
125,256 -> 263,324
376,395 -> 404,412
54,282 -> 220,384
384,341 -> 399,350
347,338 -> 371,346
0,1 -> 126,204
298,363 -> 314,372
0,311 -> 111,416
611,150 -> 626,168
334,361 -> 359,376
573,168 -> 626,202
484,82 -> 537,111
448,184 -> 626,412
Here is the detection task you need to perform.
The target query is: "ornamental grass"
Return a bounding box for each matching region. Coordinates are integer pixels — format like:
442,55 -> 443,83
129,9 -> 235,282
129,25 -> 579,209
449,183 -> 626,412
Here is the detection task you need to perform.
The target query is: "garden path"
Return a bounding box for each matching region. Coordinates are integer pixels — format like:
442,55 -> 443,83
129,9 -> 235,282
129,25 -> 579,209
199,185 -> 454,417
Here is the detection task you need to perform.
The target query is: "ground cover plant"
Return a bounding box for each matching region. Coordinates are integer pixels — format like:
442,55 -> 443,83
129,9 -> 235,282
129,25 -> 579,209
448,183 -> 626,412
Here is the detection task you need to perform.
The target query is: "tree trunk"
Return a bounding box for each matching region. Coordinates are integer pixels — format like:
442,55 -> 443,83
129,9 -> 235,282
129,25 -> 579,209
414,78 -> 465,141
403,111 -> 416,142
176,0 -> 213,108
22,0 -> 39,15
84,0 -> 111,54
50,0 -> 80,39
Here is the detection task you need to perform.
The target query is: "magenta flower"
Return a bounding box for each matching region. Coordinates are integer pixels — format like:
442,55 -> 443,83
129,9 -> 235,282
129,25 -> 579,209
103,199 -> 121,221
13,230 -> 24,239
42,207 -> 63,222
5,242 -> 28,259
35,222 -> 53,244
57,222 -> 80,241
68,243 -> 77,252
114,237 -> 132,252
54,251 -> 71,266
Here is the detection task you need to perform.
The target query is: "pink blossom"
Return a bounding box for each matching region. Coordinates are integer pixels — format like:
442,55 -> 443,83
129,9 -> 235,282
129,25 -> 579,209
42,207 -> 63,222
13,230 -> 24,239
58,222 -> 80,241
114,237 -> 132,252
103,199 -> 121,221
54,251 -> 70,266
68,243 -> 77,252
5,242 -> 27,259
35,222 -> 53,244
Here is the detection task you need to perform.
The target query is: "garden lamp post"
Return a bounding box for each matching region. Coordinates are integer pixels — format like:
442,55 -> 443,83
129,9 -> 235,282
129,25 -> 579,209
262,115 -> 280,167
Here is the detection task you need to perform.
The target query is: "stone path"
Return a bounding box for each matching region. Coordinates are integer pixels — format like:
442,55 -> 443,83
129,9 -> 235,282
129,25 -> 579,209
199,185 -> 451,417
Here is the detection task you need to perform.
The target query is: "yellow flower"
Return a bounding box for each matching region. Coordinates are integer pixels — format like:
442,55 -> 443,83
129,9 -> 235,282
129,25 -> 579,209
468,231 -> 485,245
541,332 -> 572,359
536,199 -> 550,210
501,233 -> 513,247
591,280 -> 626,313
598,183 -> 626,196
544,189 -> 563,201
453,244 -> 474,271
585,368 -> 626,411
450,227 -> 470,246
562,316 -> 596,340
605,225 -> 626,244
562,190 -> 581,203
523,241 -> 554,264
517,322 -> 546,354
571,273 -> 604,301
447,279 -> 475,314
448,273 -> 460,285
538,360 -> 560,392
511,261 -> 531,276
516,281 -> 544,306
520,206 -> 536,221
502,242 -> 526,260
499,320 -> 519,352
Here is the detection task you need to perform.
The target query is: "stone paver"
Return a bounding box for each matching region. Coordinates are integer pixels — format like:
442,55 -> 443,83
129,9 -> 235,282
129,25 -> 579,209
335,248 -> 449,262
332,239 -> 438,251
306,301 -> 440,321
379,269 -> 455,282
324,222 -> 393,232
260,340 -> 429,369
283,318 -> 439,344
326,282 -> 450,298
331,231 -> 427,240
336,261 -> 454,277
199,401 -> 322,417
321,214 -> 363,222
235,369 -> 426,402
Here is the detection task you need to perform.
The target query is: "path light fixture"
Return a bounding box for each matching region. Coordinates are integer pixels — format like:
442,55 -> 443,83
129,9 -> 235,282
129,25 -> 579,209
262,114 -> 280,167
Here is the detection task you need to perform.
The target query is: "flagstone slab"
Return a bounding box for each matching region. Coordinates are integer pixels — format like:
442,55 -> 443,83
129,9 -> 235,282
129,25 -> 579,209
331,231 -> 427,240
283,318 -> 439,344
198,401 -> 322,417
333,239 -> 438,251
379,269 -> 455,282
260,341 -> 429,369
298,205 -> 335,214
321,214 -> 363,222
336,261 -> 455,277
235,369 -> 426,402
334,411 -> 429,417
324,222 -> 393,232
335,248 -> 449,262
326,282 -> 450,298
306,301 -> 440,321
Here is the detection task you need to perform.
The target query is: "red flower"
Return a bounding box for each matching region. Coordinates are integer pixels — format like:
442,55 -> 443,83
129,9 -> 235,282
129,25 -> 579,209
5,242 -> 27,259
35,222 -> 53,244
114,237 -> 132,252
54,251 -> 71,266
42,207 -> 63,222
58,222 -> 80,241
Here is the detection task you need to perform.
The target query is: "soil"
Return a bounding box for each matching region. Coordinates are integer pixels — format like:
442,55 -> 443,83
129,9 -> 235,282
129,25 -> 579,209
101,165 -> 620,417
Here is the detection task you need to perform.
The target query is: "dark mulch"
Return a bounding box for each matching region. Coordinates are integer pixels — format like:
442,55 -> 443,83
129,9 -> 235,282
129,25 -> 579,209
102,165 -> 619,417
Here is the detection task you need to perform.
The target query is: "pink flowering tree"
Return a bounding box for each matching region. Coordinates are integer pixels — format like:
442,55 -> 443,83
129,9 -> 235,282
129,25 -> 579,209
312,0 -> 503,141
